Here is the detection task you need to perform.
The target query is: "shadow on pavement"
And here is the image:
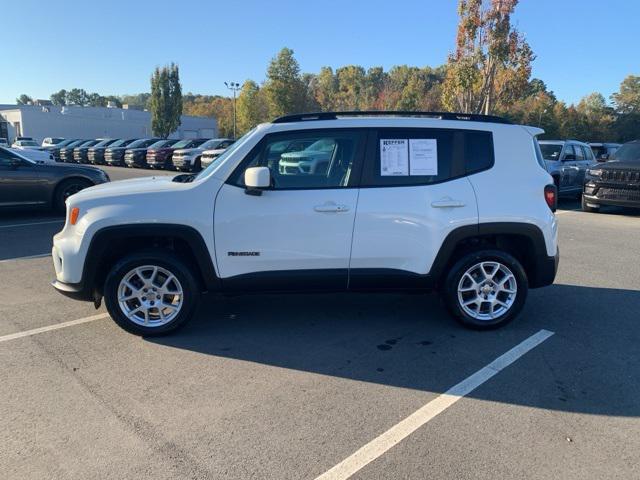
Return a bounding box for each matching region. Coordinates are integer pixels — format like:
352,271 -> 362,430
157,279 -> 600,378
149,283 -> 640,417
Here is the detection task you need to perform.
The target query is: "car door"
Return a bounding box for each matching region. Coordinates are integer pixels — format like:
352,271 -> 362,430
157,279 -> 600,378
214,129 -> 365,292
575,145 -> 592,185
349,128 -> 481,289
0,149 -> 46,207
560,144 -> 578,191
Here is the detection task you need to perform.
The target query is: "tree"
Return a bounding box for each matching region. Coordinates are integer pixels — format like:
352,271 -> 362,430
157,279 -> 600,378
149,63 -> 183,138
442,0 -> 534,114
314,67 -> 338,111
66,88 -> 90,105
611,75 -> 640,114
263,48 -> 306,118
16,94 -> 33,105
237,80 -> 269,134
50,89 -> 67,105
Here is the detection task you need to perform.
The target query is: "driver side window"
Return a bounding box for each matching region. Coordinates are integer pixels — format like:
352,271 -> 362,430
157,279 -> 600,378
231,130 -> 365,189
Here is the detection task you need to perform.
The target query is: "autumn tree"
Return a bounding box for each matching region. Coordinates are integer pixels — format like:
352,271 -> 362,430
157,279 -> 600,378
237,80 -> 269,134
443,0 -> 534,114
263,48 -> 306,118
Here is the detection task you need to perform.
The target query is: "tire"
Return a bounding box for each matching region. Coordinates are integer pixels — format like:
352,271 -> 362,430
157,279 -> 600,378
53,178 -> 92,213
103,250 -> 200,336
581,195 -> 600,213
442,249 -> 528,330
193,157 -> 202,172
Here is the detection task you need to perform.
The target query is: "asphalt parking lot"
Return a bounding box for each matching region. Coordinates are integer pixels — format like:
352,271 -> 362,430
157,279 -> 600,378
1,166 -> 639,479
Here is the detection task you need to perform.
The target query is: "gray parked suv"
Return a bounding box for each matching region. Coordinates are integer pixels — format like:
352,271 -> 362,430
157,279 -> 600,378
538,140 -> 595,196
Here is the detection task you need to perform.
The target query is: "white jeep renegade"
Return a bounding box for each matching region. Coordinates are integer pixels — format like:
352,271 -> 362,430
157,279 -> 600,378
52,112 -> 559,335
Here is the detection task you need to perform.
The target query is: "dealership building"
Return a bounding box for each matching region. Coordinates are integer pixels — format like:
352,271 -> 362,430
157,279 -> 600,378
0,104 -> 217,143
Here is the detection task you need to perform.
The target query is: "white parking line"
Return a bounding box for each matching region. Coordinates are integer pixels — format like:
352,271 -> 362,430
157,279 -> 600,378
0,219 -> 64,229
315,329 -> 554,480
0,253 -> 52,263
0,313 -> 110,344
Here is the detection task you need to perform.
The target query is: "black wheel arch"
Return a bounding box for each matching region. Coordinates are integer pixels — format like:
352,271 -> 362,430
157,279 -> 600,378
430,222 -> 557,289
78,224 -> 220,300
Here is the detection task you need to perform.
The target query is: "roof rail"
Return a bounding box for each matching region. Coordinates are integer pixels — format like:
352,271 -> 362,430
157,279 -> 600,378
272,111 -> 512,125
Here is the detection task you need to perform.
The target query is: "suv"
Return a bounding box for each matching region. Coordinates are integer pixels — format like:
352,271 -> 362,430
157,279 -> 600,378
170,138 -> 216,172
538,140 -> 595,196
201,139 -> 236,168
588,142 -> 621,162
582,140 -> 640,213
51,111 -> 559,336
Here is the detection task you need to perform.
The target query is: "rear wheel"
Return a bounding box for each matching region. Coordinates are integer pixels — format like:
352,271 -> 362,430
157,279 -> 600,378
581,195 -> 600,213
103,251 -> 200,336
53,178 -> 92,213
443,250 -> 528,329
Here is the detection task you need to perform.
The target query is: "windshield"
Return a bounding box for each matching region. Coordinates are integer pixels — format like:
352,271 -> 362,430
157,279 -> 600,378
540,143 -> 563,161
196,129 -> 256,180
148,139 -> 175,149
19,140 -> 39,146
172,139 -> 195,149
200,139 -> 225,150
110,139 -> 136,148
66,140 -> 85,148
612,143 -> 640,162
79,140 -> 98,147
93,139 -> 114,148
130,138 -> 160,148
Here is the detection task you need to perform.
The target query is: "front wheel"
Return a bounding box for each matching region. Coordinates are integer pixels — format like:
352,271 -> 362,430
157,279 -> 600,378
443,250 -> 528,329
104,251 -> 200,336
53,178 -> 92,213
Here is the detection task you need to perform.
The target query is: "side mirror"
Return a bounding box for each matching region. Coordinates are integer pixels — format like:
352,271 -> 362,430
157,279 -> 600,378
244,166 -> 271,196
598,153 -> 609,162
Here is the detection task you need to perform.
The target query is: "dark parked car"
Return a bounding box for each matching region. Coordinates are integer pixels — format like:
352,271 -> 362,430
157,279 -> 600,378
44,138 -> 80,161
72,139 -> 101,163
146,138 -> 208,170
59,139 -> 89,163
582,140 -> 640,213
538,140 -> 595,197
88,138 -> 131,165
0,146 -> 109,212
588,142 -> 622,162
105,139 -> 147,166
124,138 -> 163,168
82,138 -> 118,164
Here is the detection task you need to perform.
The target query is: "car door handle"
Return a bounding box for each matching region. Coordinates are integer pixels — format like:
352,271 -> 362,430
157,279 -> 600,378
314,203 -> 349,213
431,198 -> 466,208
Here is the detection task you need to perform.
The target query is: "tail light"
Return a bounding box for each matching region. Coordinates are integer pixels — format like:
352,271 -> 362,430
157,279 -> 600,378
544,184 -> 557,212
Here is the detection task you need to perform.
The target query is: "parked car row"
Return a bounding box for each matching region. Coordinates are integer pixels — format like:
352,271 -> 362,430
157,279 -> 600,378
50,137 -> 235,172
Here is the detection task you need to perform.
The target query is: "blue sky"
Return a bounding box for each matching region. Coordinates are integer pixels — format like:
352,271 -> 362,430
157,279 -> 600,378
1,0 -> 636,105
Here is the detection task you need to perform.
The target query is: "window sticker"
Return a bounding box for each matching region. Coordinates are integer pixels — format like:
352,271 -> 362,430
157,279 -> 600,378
409,139 -> 438,176
380,139 -> 408,176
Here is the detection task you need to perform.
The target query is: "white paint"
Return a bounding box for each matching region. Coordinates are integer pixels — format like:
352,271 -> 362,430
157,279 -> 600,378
0,220 -> 63,229
0,313 -> 109,344
315,329 -> 555,480
0,253 -> 51,263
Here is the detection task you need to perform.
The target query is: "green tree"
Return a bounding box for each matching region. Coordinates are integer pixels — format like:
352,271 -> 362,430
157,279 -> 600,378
237,80 -> 269,134
50,89 -> 67,105
335,65 -> 366,110
263,47 -> 306,118
443,0 -> 534,114
314,67 -> 338,111
66,88 -> 89,105
16,94 -> 33,105
149,63 -> 183,138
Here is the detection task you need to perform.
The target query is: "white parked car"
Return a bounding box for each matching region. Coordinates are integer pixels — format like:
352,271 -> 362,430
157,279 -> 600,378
42,137 -> 66,148
172,138 -> 234,172
52,111 -> 559,336
10,147 -> 55,163
12,139 -> 42,149
201,139 -> 236,168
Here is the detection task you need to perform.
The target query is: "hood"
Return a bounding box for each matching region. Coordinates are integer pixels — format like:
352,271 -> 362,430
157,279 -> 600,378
71,175 -> 181,203
599,160 -> 640,171
107,147 -> 127,152
125,148 -> 147,153
174,148 -> 202,155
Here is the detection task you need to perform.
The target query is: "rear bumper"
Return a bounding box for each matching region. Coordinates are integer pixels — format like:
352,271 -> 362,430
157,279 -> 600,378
530,248 -> 559,288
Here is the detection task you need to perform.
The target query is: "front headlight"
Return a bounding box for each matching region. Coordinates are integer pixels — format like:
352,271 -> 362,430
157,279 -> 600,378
586,168 -> 603,178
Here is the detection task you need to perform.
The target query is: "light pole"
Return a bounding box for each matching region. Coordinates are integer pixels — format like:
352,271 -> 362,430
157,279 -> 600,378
224,81 -> 241,139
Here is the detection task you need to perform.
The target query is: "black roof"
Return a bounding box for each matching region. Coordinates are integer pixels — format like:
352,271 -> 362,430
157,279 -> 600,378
272,111 -> 512,125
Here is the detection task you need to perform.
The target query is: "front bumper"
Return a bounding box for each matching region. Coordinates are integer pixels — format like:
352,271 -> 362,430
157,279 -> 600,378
51,279 -> 92,301
583,181 -> 640,208
125,155 -> 146,167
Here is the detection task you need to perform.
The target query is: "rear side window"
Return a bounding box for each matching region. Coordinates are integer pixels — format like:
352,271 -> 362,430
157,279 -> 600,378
574,145 -> 585,161
361,128 -> 494,187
